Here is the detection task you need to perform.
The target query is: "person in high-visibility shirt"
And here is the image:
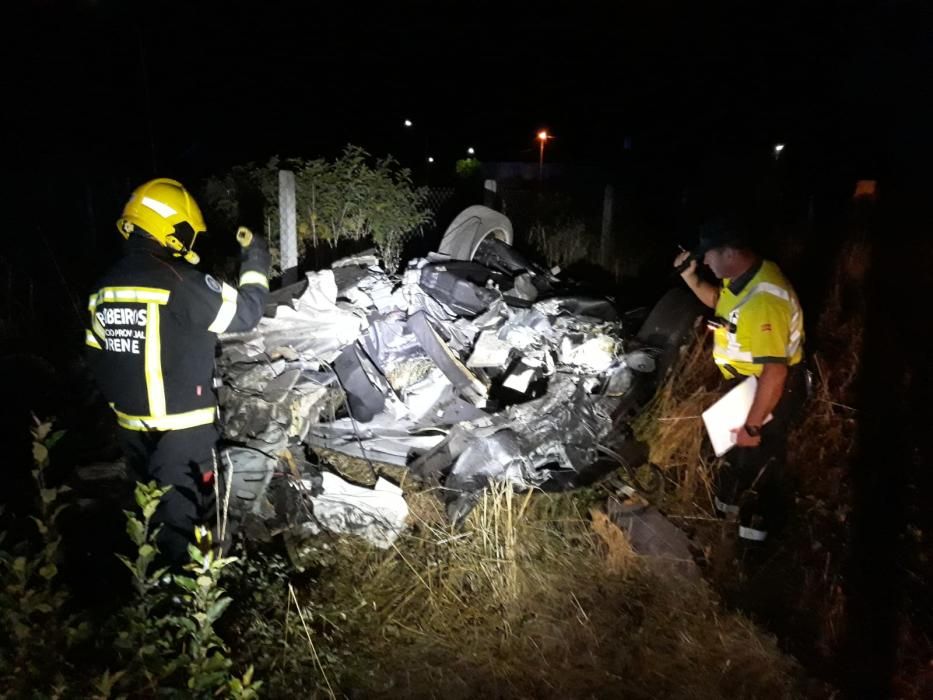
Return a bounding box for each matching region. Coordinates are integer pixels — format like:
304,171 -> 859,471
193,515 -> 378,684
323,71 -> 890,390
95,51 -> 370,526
674,218 -> 806,545
85,178 -> 270,566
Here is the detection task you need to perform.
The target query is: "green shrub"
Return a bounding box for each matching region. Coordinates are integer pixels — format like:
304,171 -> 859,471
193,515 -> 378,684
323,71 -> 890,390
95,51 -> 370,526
0,420 -> 260,699
204,145 -> 432,272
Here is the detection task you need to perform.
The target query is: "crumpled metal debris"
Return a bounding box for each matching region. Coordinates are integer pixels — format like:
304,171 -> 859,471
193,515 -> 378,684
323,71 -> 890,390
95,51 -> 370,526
215,205 -> 661,540
299,472 -> 409,549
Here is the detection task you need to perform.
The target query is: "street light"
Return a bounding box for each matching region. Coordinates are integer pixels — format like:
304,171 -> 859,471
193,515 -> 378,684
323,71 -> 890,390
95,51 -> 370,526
404,119 -> 413,127
427,156 -> 435,163
773,143 -> 785,158
537,130 -> 552,179
467,146 -> 475,155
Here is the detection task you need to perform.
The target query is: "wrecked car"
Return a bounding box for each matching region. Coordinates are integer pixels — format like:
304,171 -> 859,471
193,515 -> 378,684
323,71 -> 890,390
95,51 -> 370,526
213,205 -> 702,549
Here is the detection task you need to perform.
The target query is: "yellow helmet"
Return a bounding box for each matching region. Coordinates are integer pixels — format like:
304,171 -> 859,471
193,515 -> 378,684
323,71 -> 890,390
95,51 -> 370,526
116,178 -> 207,264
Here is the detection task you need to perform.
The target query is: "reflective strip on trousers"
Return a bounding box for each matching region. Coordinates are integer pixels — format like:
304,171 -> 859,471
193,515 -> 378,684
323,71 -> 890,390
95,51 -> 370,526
738,525 -> 768,542
144,301 -> 166,417
113,406 -> 216,431
714,496 -> 740,515
239,271 -> 269,289
208,282 -> 238,333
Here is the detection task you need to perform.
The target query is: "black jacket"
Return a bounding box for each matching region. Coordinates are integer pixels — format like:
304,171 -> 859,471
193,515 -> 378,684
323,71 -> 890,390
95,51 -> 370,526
86,234 -> 269,431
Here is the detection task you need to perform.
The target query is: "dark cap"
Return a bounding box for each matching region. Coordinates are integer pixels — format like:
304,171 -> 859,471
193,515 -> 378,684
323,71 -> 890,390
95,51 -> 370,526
692,216 -> 751,258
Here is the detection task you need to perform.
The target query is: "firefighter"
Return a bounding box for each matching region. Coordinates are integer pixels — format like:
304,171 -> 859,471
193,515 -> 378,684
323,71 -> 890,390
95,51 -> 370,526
85,178 -> 270,566
674,218 -> 806,546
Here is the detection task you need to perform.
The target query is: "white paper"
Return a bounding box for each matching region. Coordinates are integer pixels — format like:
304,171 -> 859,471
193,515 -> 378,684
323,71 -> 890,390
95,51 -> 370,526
702,376 -> 772,457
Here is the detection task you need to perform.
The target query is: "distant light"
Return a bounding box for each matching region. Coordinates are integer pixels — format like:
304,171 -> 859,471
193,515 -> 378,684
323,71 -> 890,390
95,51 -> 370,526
427,156 -> 435,163
774,143 -> 785,156
404,119 -> 413,127
467,147 -> 475,155
537,130 -> 550,141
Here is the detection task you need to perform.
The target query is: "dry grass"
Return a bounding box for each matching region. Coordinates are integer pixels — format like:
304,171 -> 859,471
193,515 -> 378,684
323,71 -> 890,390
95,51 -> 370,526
241,481 -> 802,699
619,241 -> 869,695
232,254 -> 887,697
635,240 -> 868,513
787,241 -> 865,492
633,330 -> 723,513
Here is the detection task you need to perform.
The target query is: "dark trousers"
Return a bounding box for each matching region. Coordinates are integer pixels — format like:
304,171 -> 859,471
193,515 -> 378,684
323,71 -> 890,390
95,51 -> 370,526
714,364 -> 806,541
118,424 -> 218,567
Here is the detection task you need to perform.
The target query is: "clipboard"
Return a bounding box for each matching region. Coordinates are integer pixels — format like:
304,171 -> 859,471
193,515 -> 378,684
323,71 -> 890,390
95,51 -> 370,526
702,376 -> 772,457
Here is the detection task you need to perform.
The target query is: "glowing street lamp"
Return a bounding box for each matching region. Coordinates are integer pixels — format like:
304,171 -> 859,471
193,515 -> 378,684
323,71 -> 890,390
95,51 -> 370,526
403,119 -> 413,127
467,146 -> 475,156
773,143 -> 785,158
537,130 -> 552,179
427,156 -> 435,163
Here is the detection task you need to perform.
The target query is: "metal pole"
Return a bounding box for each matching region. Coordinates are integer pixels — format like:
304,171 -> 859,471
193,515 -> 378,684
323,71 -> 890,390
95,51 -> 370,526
538,139 -> 545,180
278,170 -> 298,284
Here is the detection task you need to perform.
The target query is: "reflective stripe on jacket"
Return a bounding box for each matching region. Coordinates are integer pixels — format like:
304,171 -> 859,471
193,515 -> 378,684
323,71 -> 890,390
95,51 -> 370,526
85,236 -> 268,431
712,259 -> 803,378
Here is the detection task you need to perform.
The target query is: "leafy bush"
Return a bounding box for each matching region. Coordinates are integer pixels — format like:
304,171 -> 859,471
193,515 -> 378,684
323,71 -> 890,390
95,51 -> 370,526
455,157 -> 481,179
0,418 -> 86,697
0,419 -> 259,699
204,145 -> 432,272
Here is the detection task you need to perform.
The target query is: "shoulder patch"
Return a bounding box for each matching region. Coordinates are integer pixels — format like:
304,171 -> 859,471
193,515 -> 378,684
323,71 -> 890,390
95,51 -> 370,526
204,275 -> 223,293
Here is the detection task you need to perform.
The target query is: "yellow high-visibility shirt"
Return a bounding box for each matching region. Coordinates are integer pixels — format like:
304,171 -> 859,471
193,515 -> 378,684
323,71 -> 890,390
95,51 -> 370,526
712,259 -> 804,378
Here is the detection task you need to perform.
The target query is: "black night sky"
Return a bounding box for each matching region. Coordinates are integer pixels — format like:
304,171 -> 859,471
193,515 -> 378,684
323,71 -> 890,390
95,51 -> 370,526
11,2 -> 928,185
7,0 -> 929,279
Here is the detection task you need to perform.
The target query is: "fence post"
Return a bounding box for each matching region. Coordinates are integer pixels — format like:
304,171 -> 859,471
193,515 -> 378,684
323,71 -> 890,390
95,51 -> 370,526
600,184 -> 614,269
279,169 -> 298,284
484,179 -> 498,208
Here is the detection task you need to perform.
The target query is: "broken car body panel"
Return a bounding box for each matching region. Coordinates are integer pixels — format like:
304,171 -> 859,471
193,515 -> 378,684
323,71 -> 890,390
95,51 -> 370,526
214,206 -> 703,545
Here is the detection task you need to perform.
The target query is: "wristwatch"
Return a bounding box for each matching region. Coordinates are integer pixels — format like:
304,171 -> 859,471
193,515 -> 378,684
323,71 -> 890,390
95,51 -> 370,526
744,424 -> 762,437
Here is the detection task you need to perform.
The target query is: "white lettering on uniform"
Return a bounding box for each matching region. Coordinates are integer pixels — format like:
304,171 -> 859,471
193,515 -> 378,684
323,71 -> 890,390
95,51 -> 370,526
97,307 -> 149,328
104,337 -> 141,354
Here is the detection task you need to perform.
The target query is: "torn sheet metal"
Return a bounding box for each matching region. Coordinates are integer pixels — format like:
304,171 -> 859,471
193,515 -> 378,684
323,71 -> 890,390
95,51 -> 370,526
300,472 -> 409,548
223,269 -> 368,365
214,204 -> 661,534
560,334 -> 617,373
418,261 -> 501,317
333,261 -> 396,313
435,375 -> 613,518
333,344 -> 388,423
467,330 -> 513,369
408,310 -> 488,406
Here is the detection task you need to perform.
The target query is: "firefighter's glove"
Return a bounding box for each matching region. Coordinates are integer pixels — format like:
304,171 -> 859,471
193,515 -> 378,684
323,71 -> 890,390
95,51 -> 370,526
241,234 -> 271,274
